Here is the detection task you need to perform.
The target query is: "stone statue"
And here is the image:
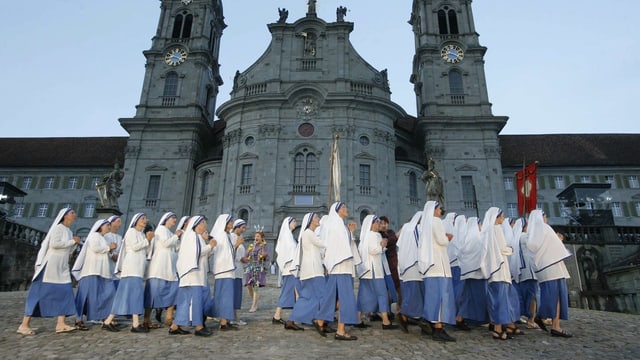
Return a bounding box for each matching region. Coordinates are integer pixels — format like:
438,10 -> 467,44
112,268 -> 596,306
233,70 -> 240,90
307,0 -> 317,16
336,6 -> 347,22
277,8 -> 288,23
421,158 -> 444,206
96,163 -> 124,209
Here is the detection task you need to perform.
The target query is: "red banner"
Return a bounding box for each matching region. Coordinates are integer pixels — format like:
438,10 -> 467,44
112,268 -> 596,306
515,162 -> 538,216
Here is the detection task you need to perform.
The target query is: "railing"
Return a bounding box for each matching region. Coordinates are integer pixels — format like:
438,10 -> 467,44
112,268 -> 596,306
239,185 -> 252,194
244,83 -> 267,96
199,195 -> 208,204
161,96 -> 177,106
450,94 -> 465,104
359,185 -> 372,196
145,199 -> 158,207
409,197 -> 421,206
351,82 -> 373,96
292,184 -> 316,193
576,289 -> 640,314
0,220 -> 45,246
554,225 -> 640,245
298,58 -> 319,71
439,34 -> 459,41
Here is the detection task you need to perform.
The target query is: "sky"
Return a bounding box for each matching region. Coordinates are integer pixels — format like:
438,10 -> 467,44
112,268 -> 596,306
0,1 -> 638,138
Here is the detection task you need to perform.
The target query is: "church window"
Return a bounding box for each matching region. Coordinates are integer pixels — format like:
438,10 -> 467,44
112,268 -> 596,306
14,203 -> 24,218
359,136 -> 370,146
506,203 -> 518,218
172,12 -> 193,39
68,176 -> 78,190
449,70 -> 464,94
146,175 -> 161,200
84,203 -> 95,218
604,175 -> 616,189
461,176 -> 476,209
359,164 -> 371,195
44,176 -> 55,189
238,209 -> 249,222
200,171 -> 210,198
634,202 -> 640,216
163,72 -> 179,96
294,152 -> 317,186
37,203 -> 49,217
503,177 -> 514,191
437,8 -> 459,35
580,176 -> 591,183
241,164 -> 253,185
554,176 -> 565,189
22,176 -> 33,190
360,209 -> 370,224
409,171 -> 418,205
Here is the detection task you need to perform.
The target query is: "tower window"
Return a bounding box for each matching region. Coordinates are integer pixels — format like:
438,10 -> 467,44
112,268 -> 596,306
437,8 -> 459,35
293,153 -> 317,185
172,13 -> 193,39
146,175 -> 161,199
359,164 -> 372,195
461,176 -> 476,209
448,70 -> 464,94
163,72 -> 179,96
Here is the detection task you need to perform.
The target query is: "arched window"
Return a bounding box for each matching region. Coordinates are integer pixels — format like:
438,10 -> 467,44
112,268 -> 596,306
200,170 -> 211,197
409,171 -> 418,199
293,152 -> 316,184
437,8 -> 459,34
360,209 -> 370,224
449,69 -> 464,94
238,209 -> 249,222
172,12 -> 193,39
163,72 -> 179,96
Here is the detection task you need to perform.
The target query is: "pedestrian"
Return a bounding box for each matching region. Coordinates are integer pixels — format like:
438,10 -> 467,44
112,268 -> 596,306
104,215 -> 123,289
457,217 -> 490,325
230,219 -> 248,325
17,207 -> 82,335
209,214 -> 236,330
396,211 -> 424,333
245,228 -> 270,313
272,217 -> 299,325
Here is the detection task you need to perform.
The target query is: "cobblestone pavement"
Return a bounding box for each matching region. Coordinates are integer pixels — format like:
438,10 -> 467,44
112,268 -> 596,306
2,275 -> 639,359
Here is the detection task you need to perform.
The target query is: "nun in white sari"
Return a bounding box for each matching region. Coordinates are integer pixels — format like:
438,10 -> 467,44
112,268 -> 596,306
103,213 -> 150,333
418,201 -> 456,342
18,208 -> 81,335
209,214 -> 237,330
396,211 -> 423,331
527,209 -> 573,337
72,218 -> 116,327
457,217 -> 490,324
170,215 -> 216,336
272,216 -> 299,324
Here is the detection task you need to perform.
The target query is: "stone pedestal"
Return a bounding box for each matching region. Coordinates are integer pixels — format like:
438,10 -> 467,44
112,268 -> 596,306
96,207 -> 122,219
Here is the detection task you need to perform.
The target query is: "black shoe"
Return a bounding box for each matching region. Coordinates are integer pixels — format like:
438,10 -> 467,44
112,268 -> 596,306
534,317 -> 549,332
219,323 -> 235,331
155,309 -> 163,323
313,320 -> 327,337
353,321 -> 370,329
432,328 -> 456,342
334,333 -> 358,341
284,321 -> 304,331
168,326 -> 191,335
75,321 -> 89,331
398,315 -> 409,333
550,329 -> 573,338
272,317 -> 285,325
382,323 -> 399,330
130,325 -> 149,333
388,312 -> 395,321
369,313 -> 382,322
419,321 -> 433,336
455,320 -> 471,331
194,328 -> 212,337
101,322 -> 120,332
322,324 -> 336,333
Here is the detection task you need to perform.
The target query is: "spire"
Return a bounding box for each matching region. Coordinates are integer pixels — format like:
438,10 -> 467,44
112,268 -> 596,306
306,0 -> 317,17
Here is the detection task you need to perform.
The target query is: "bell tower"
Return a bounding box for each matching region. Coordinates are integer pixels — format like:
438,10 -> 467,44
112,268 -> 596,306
410,0 -> 508,214
118,0 -> 225,222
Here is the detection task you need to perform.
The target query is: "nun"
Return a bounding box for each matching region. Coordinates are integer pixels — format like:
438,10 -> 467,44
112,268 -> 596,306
272,216 -> 299,325
169,215 -> 216,336
314,201 -> 359,341
72,218 -> 117,330
288,212 -> 325,329
513,218 -> 543,330
102,213 -> 151,333
104,215 -> 123,289
418,201 -> 456,342
526,209 -> 573,337
17,208 -> 81,335
457,217 -> 490,325
209,214 -> 237,330
142,212 -> 182,328
450,213 -> 469,330
396,211 -> 423,333
230,219 -> 247,325
356,215 -> 398,330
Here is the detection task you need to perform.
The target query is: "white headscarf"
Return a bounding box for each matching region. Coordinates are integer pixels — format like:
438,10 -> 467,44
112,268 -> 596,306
478,207 -> 506,279
321,202 -> 353,273
176,216 -> 206,278
356,214 -> 376,278
33,207 -> 74,280
290,212 -> 314,278
210,214 -> 235,275
509,218 -> 525,282
275,217 -> 297,270
176,216 -> 190,231
148,212 -> 177,260
526,209 -> 571,272
71,218 -> 109,281
114,212 -> 145,274
417,201 -> 438,275
397,211 -> 423,275
448,214 -> 466,264
458,217 -> 484,277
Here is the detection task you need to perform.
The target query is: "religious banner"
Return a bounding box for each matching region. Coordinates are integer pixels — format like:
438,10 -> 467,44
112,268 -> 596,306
515,162 -> 538,216
330,134 -> 341,202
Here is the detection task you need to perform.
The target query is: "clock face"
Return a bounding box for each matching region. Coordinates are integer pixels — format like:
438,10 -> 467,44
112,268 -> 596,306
165,48 -> 187,66
441,44 -> 464,64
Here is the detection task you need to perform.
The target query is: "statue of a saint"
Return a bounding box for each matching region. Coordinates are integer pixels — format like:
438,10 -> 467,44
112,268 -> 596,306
277,8 -> 288,23
307,0 -> 317,16
421,158 -> 444,206
96,163 -> 124,210
336,6 -> 347,22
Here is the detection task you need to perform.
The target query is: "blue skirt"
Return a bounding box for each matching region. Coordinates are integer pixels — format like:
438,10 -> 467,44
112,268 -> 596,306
174,286 -> 206,327
290,276 -> 325,325
515,280 -> 539,318
24,270 -> 76,318
538,279 -> 569,320
110,276 -> 144,316
357,278 -> 390,313
457,278 -> 489,323
451,266 -> 464,305
144,278 -> 178,309
423,277 -> 456,324
316,274 -> 358,325
384,274 -> 398,304
276,275 -> 299,309
75,275 -> 116,321
233,278 -> 243,310
488,281 -> 520,324
210,278 -> 235,320
400,280 -> 424,318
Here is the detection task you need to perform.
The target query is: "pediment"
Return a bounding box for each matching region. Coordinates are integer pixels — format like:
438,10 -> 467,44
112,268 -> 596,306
239,152 -> 259,160
354,152 -> 376,160
455,164 -> 479,171
145,164 -> 168,171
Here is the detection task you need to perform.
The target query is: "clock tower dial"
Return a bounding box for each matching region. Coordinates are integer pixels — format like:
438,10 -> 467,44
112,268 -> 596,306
440,44 -> 464,64
165,48 -> 188,66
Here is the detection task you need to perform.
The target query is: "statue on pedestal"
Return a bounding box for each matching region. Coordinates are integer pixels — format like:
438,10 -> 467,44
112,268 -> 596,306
421,158 -> 444,207
96,163 -> 124,210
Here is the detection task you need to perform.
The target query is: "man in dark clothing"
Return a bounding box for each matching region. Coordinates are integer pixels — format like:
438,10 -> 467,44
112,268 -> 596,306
379,216 -> 401,315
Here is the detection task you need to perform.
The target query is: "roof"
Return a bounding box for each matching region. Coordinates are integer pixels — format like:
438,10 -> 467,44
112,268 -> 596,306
0,137 -> 127,167
500,134 -> 640,168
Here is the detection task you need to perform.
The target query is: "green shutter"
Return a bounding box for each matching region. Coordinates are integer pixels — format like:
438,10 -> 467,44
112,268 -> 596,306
63,176 -> 69,189
54,176 -> 61,189
16,176 -> 23,188
553,202 -> 560,217
538,176 -> 546,190
23,203 -> 31,218
542,203 -> 550,215
574,175 -> 581,183
615,175 -> 623,189
623,175 -> 630,189
622,202 -> 630,217
38,176 -> 46,189
549,176 -> 555,189
630,202 -> 639,217
564,176 -> 571,187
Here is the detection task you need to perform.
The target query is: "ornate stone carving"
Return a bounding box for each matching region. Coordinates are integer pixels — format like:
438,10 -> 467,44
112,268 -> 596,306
258,124 -> 281,136
223,128 -> 242,148
125,145 -> 141,158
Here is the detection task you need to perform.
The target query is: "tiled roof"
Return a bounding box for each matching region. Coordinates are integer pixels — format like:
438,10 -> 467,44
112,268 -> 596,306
499,134 -> 640,168
0,137 -> 127,167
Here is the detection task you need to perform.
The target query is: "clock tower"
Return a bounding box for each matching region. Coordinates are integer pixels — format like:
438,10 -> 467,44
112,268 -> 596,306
118,0 -> 225,222
410,0 -> 508,214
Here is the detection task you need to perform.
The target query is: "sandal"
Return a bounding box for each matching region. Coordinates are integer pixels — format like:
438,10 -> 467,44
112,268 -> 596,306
142,322 -> 162,329
335,333 -> 358,341
492,330 -> 511,341
526,321 -> 540,329
16,326 -> 36,336
75,321 -> 89,331
506,326 -> 525,335
55,325 -> 77,334
551,328 -> 573,338
534,317 -> 548,332
313,320 -> 327,337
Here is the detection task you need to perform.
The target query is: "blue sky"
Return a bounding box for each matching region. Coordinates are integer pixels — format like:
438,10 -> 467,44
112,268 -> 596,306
0,1 -> 638,138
